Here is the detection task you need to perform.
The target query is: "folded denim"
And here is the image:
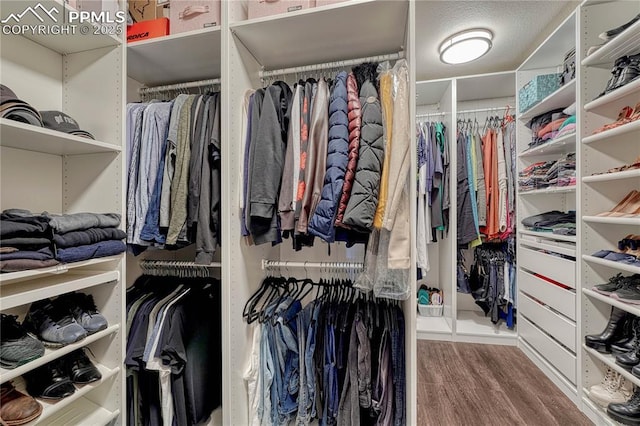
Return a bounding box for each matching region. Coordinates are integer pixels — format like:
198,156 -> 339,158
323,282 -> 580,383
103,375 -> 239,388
53,227 -> 126,249
592,249 -> 613,258
0,246 -> 54,261
0,258 -> 59,272
46,212 -> 121,234
55,240 -> 126,263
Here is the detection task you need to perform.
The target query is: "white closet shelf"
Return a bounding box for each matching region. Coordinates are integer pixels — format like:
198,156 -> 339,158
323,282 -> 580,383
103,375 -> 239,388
416,315 -> 452,336
519,186 -> 576,196
0,255 -> 123,286
44,398 -> 119,426
455,311 -> 517,339
518,79 -> 575,122
0,119 -> 121,156
1,270 -> 119,311
584,344 -> 640,388
0,0 -> 121,55
519,229 -> 577,243
582,19 -> 640,68
583,169 -> 640,184
583,288 -> 640,317
0,324 -> 120,384
583,255 -> 640,274
11,364 -> 120,425
583,215 -> 640,226
128,27 -> 221,86
229,0 -> 408,70
584,78 -> 640,113
582,119 -> 640,145
518,132 -> 575,158
582,391 -> 618,426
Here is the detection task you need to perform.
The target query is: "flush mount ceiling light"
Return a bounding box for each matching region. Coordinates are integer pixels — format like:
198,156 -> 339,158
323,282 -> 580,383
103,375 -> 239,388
439,29 -> 493,65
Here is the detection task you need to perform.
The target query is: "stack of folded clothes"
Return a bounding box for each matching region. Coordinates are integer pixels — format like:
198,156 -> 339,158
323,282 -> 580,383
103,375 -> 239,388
546,152 -> 576,187
519,160 -> 555,191
0,210 -> 58,273
521,210 -> 576,236
47,212 -> 126,263
525,108 -> 568,149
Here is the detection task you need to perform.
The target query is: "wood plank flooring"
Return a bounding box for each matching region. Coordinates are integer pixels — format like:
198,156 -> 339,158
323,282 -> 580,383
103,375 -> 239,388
417,341 -> 592,425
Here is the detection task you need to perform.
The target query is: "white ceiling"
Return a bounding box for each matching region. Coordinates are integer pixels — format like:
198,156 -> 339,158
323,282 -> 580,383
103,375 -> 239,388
416,0 -> 580,81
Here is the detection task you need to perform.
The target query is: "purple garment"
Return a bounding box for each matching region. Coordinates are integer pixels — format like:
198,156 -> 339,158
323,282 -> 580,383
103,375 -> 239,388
241,94 -> 255,237
55,240 -> 126,263
0,246 -> 54,261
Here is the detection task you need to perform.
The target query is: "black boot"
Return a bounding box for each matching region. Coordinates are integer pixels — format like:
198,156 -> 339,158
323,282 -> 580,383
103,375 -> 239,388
613,316 -> 636,355
618,319 -> 640,371
585,307 -> 629,353
608,387 -> 640,426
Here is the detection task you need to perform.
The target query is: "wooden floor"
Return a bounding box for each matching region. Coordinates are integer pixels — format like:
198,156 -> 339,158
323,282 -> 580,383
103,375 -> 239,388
417,341 -> 592,425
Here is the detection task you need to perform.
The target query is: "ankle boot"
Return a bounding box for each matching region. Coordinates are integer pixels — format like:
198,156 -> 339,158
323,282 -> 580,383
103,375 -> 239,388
617,318 -> 640,371
586,307 -> 630,353
608,387 -> 640,426
613,316 -> 637,355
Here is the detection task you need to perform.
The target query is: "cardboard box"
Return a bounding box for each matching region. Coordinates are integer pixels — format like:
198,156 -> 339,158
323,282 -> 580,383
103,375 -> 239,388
127,17 -> 169,42
129,0 -> 166,23
170,0 -> 221,34
248,0 -> 315,20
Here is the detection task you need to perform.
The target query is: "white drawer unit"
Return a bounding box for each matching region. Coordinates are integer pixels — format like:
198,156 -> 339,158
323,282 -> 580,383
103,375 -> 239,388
519,246 -> 576,288
519,269 -> 576,321
520,292 -> 576,352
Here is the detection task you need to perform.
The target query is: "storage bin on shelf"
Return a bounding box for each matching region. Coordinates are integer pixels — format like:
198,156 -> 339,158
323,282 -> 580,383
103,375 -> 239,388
418,304 -> 444,317
518,73 -> 562,113
170,0 -> 221,34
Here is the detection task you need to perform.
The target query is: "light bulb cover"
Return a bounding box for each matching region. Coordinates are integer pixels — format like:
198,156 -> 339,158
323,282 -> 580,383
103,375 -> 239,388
439,29 -> 493,65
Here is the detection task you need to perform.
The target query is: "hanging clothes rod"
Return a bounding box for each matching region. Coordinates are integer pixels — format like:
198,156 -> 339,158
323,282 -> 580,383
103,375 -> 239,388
259,51 -> 405,79
138,78 -> 221,95
261,259 -> 364,270
140,260 -> 221,268
457,105 -> 514,115
416,111 -> 446,118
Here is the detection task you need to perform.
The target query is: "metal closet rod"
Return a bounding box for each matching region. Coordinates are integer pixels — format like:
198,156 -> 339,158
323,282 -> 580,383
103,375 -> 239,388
457,105 -> 514,115
416,111 -> 446,118
138,78 -> 221,95
139,259 -> 221,268
261,259 -> 364,270
259,51 -> 405,79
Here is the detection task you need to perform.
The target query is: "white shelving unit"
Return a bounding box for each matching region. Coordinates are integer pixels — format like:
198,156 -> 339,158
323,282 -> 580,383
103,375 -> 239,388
515,10 -> 581,404
0,0 -> 125,422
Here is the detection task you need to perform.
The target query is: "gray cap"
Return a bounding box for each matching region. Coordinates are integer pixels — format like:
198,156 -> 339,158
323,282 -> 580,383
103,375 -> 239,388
40,111 -> 94,139
0,85 -> 43,126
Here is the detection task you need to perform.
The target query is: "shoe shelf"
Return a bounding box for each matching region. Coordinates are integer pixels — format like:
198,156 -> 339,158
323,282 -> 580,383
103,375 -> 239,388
518,79 -> 576,122
519,229 -> 577,243
518,132 -> 576,158
583,255 -> 640,274
0,271 -> 119,311
582,390 -> 619,426
0,255 -> 123,287
582,19 -> 640,68
584,77 -> 640,113
519,186 -> 576,196
0,119 -> 122,156
44,397 -> 120,426
583,168 -> 640,184
584,344 -> 640,389
582,119 -> 640,145
582,215 -> 640,226
128,27 -> 221,86
583,288 -> 640,318
10,363 -> 119,426
0,324 -> 119,384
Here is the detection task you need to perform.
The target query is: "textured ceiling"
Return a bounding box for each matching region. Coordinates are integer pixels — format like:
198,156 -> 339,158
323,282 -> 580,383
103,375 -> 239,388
416,0 -> 580,81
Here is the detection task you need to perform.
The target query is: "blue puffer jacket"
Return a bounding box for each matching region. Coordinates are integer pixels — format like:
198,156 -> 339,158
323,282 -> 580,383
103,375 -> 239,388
308,71 -> 349,242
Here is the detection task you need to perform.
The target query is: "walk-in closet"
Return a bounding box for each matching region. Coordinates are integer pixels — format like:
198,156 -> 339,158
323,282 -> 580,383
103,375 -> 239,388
0,0 -> 639,425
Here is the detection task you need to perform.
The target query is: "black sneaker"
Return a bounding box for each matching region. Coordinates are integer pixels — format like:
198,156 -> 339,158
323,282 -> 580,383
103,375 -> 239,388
23,359 -> 75,400
61,349 -> 102,384
23,299 -> 87,348
0,314 -> 45,369
593,273 -> 627,295
56,292 -> 108,335
613,278 -> 640,305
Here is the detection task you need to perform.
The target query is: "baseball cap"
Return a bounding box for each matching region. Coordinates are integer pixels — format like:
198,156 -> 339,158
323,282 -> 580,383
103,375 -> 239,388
40,111 -> 95,139
0,85 -> 43,127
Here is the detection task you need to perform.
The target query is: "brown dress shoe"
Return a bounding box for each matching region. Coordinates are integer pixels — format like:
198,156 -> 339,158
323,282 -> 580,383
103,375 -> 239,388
0,382 -> 42,426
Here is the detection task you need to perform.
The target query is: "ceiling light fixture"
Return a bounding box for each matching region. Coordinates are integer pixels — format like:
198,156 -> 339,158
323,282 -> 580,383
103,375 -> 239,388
439,29 -> 493,65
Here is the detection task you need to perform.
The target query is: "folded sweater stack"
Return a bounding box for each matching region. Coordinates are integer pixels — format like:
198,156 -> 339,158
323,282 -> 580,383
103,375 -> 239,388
0,210 -> 58,272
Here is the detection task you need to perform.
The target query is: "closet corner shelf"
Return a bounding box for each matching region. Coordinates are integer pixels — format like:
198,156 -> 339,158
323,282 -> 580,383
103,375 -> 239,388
229,0 -> 408,70
583,255 -> 640,274
0,0 -> 121,55
582,169 -> 640,184
0,324 -> 120,384
518,229 -> 577,243
20,364 -> 120,425
582,119 -> 640,145
583,288 -> 640,317
519,186 -> 576,196
416,315 -> 452,336
0,270 -> 120,311
582,20 -> 640,68
584,78 -> 640,113
584,344 -> 640,388
582,391 -> 618,426
43,398 -> 119,426
127,27 -> 221,86
582,215 -> 640,226
0,255 -> 123,286
455,311 -> 517,339
518,79 -> 575,122
518,132 -> 575,158
0,119 -> 121,156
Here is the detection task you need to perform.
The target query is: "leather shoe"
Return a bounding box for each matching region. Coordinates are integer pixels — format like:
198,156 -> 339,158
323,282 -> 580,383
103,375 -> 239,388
0,382 -> 43,425
63,349 -> 102,384
585,307 -> 629,353
24,359 -> 75,400
608,387 -> 640,425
